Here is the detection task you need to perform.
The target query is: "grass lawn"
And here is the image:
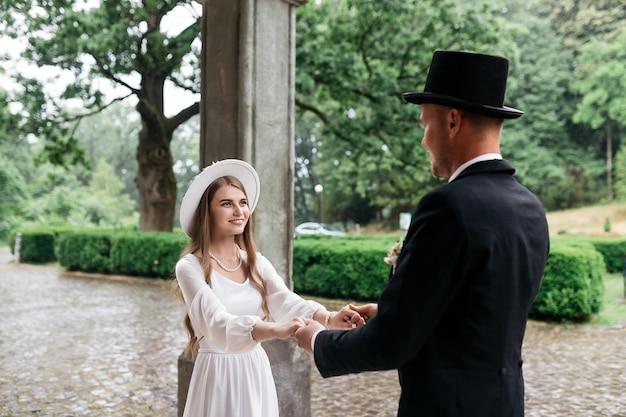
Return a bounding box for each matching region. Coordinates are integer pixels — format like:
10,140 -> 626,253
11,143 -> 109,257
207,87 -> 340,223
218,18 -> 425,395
590,272 -> 626,327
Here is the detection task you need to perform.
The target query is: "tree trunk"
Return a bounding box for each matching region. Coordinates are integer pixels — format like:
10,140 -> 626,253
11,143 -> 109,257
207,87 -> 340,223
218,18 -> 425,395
606,119 -> 613,203
136,136 -> 176,231
135,76 -> 177,232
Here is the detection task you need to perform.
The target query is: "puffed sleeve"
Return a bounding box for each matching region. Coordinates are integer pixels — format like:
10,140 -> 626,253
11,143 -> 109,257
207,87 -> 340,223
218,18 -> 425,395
175,255 -> 261,353
256,253 -> 325,322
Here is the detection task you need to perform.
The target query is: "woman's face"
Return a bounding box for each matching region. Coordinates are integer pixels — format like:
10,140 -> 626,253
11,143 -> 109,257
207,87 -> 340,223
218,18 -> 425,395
209,184 -> 250,238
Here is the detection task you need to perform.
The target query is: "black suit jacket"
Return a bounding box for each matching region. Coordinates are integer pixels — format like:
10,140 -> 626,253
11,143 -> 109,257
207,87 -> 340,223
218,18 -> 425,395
314,160 -> 550,417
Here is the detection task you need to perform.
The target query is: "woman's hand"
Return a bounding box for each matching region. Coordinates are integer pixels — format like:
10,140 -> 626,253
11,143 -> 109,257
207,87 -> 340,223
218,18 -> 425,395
276,316 -> 307,339
252,316 -> 306,341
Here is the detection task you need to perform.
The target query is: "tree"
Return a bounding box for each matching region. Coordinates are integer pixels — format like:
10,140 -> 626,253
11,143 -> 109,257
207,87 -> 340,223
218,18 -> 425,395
171,117 -> 200,228
294,117 -> 324,224
73,101 -> 142,200
0,0 -> 201,231
82,159 -> 138,226
20,159 -> 137,227
495,0 -> 606,210
613,146 -> 626,202
572,29 -> 626,202
0,89 -> 30,239
295,0 -> 515,226
71,100 -> 200,227
537,0 -> 626,50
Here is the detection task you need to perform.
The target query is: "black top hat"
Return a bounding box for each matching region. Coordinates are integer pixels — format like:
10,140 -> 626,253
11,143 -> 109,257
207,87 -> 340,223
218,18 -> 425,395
402,50 -> 523,119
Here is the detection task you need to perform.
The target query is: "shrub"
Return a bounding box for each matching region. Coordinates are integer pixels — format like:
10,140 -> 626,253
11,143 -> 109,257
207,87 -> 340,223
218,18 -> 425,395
293,235 -> 398,300
9,226 -> 61,264
530,240 -> 605,322
7,227 -> 610,323
56,230 -> 113,272
585,237 -> 626,273
110,232 -> 188,278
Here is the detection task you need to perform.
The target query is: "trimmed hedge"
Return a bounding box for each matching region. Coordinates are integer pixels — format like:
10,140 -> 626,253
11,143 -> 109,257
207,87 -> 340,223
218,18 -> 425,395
530,239 -> 605,322
585,238 -> 626,273
9,226 -> 65,264
10,226 -> 188,279
6,227 -> 617,321
109,232 -> 188,278
292,235 -> 398,300
57,230 -> 114,272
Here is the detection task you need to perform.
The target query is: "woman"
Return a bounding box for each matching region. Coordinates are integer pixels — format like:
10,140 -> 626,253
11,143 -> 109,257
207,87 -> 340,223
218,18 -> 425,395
174,159 -> 363,417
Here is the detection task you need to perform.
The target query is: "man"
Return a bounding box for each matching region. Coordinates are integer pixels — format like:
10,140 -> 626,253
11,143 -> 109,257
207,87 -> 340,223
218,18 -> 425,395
295,50 -> 550,417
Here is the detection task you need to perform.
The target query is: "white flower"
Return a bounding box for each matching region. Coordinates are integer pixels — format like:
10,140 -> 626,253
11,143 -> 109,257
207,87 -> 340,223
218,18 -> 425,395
384,240 -> 403,273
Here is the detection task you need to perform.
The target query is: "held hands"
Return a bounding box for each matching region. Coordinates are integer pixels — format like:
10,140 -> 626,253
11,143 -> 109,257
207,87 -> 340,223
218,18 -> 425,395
321,303 -> 379,330
346,303 -> 378,323
271,302 -> 376,341
294,319 -> 323,354
275,316 -> 308,340
329,304 -> 367,329
293,303 -> 378,355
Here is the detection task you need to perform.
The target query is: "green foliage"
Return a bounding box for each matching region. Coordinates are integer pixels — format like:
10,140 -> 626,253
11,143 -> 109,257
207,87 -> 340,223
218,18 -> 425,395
570,27 -> 626,203
593,272 -> 626,326
0,0 -> 202,231
18,160 -> 138,227
0,152 -> 27,240
583,237 -> 626,274
295,0 -> 515,224
110,232 -> 188,278
531,240 -> 605,322
573,30 -> 626,129
293,235 -> 398,300
56,230 -> 113,273
0,98 -> 199,235
72,102 -> 142,202
498,1 -> 606,210
615,146 -> 626,202
293,0 -> 622,219
19,226 -> 188,278
8,227 -> 616,323
538,0 -> 626,50
0,90 -> 29,240
8,227 -> 60,264
2,0 -> 625,229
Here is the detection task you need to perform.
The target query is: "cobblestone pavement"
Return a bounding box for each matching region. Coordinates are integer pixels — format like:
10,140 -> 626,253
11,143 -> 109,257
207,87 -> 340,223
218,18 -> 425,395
0,250 -> 186,417
1,247 -> 625,417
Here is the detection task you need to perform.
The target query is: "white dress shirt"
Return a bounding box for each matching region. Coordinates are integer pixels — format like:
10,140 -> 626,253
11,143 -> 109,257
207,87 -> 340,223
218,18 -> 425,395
448,153 -> 502,182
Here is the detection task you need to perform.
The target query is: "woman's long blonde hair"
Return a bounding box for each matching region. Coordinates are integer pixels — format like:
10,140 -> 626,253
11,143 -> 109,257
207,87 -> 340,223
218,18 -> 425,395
174,176 -> 270,357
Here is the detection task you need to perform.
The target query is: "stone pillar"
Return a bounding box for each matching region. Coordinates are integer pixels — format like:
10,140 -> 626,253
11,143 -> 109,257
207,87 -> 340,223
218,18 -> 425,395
178,1 -> 310,416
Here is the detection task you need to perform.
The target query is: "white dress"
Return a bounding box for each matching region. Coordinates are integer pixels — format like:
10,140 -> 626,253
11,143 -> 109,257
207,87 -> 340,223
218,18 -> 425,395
175,253 -> 323,417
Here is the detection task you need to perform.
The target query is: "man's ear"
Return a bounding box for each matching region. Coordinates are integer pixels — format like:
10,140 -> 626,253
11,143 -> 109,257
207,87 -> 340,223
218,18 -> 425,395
449,109 -> 461,133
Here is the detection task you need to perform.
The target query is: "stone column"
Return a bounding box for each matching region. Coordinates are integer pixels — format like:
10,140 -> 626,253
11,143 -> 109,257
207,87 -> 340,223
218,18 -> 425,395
178,1 -> 310,416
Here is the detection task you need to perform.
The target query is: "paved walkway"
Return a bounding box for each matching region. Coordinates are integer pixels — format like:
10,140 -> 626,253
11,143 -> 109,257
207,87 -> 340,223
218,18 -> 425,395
1,247 -> 625,416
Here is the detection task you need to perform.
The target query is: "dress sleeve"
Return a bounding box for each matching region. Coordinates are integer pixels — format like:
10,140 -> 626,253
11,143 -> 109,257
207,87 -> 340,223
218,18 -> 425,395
257,253 -> 325,322
175,255 -> 261,353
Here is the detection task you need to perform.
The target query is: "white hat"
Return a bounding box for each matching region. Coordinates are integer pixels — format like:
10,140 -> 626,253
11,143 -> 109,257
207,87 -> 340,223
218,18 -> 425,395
179,159 -> 260,237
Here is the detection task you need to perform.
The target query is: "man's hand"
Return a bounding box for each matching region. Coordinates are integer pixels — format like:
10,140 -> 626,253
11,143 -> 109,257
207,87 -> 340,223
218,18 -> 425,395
294,319 -> 325,354
332,304 -> 366,329
348,303 -> 378,322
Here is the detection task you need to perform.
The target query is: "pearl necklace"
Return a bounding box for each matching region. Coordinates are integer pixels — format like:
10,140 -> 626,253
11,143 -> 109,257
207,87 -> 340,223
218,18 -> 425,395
209,244 -> 243,272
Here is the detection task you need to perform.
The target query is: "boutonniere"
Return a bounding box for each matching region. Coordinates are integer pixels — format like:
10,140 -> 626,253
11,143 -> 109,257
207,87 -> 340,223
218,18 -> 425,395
384,240 -> 403,274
